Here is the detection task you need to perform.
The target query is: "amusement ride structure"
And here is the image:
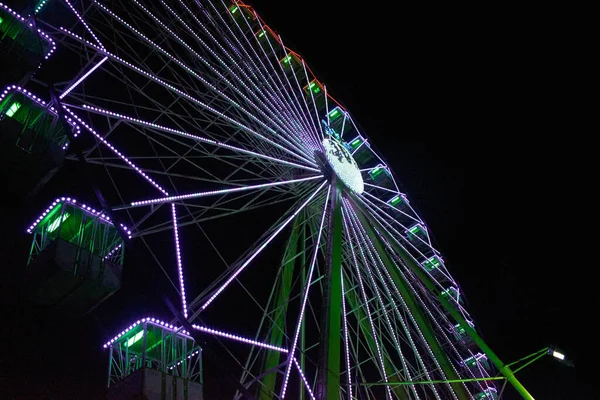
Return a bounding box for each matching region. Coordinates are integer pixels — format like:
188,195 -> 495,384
1,0 -> 545,398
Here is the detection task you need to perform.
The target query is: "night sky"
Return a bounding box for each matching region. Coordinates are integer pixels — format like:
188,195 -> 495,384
0,1 -> 590,399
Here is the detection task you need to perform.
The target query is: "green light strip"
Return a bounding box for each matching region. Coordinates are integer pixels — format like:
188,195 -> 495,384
307,81 -> 321,94
126,330 -> 144,347
389,195 -> 401,206
370,166 -> 384,177
454,323 -> 466,334
5,102 -> 21,118
47,212 -> 70,233
475,390 -> 497,400
464,355 -> 479,366
329,108 -> 341,119
408,225 -> 420,234
423,256 -> 440,270
230,5 -> 238,14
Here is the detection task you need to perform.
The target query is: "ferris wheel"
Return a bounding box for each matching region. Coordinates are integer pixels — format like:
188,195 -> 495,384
1,0 -> 534,399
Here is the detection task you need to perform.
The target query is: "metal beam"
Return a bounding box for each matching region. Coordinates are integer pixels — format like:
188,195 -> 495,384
258,218 -> 301,399
360,376 -> 506,386
315,182 -> 342,399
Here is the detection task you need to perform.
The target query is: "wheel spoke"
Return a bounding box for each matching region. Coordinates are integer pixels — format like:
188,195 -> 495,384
196,181 -> 326,313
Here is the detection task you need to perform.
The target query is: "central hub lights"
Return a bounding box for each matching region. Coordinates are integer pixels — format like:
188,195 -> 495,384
322,138 -> 364,194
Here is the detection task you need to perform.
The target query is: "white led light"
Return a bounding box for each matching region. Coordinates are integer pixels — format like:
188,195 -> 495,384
192,324 -> 288,353
323,138 -> 364,194
293,357 -> 316,400
552,351 -> 565,360
200,181 -> 326,312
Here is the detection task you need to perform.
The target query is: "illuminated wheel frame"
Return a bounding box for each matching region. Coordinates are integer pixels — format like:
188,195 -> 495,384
28,1 -> 500,398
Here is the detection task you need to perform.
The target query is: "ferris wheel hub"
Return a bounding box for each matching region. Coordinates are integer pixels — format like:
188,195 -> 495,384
322,138 -> 364,194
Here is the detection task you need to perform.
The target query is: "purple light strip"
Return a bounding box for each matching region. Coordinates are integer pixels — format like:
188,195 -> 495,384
26,196 -> 117,233
119,224 -> 132,240
363,181 -> 398,195
280,185 -> 331,398
0,3 -> 56,60
60,57 -> 108,99
1,85 -> 80,148
79,104 -> 320,173
293,357 -> 316,400
103,243 -> 122,260
63,106 -> 190,319
340,276 -> 353,400
129,175 -> 323,208
192,324 -> 288,353
34,28 -> 56,61
171,204 -> 188,318
105,319 -> 291,362
103,317 -> 192,348
62,106 -> 168,196
58,27 -> 317,167
200,180 -> 327,312
168,350 -> 200,370
63,0 -> 105,50
1,85 -> 47,107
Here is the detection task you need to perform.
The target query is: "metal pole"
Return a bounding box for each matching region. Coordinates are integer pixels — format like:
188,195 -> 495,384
315,182 -> 343,400
360,376 -> 506,386
512,352 -> 548,375
161,328 -> 166,373
107,346 -> 113,388
141,322 -> 148,394
505,348 -> 548,368
348,193 -> 535,400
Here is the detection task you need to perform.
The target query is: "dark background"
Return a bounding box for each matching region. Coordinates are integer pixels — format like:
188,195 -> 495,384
0,1 -> 590,399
